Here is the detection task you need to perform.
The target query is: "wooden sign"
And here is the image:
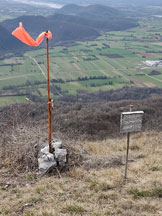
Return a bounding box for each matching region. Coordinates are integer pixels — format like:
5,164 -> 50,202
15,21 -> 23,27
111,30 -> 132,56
120,111 -> 144,133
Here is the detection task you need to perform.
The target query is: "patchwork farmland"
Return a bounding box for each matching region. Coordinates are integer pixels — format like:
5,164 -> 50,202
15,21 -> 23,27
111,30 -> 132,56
1,18 -> 162,106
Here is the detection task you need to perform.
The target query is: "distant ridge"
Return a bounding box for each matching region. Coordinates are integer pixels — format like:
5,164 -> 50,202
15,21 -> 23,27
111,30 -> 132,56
0,4 -> 138,54
58,4 -> 123,19
57,0 -> 162,6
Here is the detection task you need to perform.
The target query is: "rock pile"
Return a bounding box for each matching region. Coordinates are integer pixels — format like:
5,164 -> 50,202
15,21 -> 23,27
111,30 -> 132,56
38,140 -> 67,174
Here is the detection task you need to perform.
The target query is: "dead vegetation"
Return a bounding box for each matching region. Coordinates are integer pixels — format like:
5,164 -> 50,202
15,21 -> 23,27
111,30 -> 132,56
1,96 -> 162,215
1,95 -> 162,172
2,94 -> 162,140
1,95 -> 162,173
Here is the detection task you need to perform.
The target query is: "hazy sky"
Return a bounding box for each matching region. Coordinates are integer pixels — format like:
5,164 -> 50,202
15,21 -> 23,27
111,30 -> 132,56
9,0 -> 64,8
6,0 -> 162,8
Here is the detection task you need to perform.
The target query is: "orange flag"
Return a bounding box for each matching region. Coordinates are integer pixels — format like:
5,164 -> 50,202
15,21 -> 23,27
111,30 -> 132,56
12,22 -> 52,46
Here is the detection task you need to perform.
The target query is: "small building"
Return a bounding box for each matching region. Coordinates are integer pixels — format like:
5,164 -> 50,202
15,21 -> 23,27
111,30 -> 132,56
143,60 -> 162,67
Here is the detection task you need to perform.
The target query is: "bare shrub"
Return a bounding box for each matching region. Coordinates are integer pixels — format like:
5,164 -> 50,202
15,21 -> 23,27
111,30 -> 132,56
0,126 -> 39,171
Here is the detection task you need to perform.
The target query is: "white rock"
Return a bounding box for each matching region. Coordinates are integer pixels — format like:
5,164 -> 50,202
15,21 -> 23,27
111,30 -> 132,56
41,154 -> 49,162
40,146 -> 49,154
38,157 -> 57,173
38,150 -> 57,173
52,140 -> 62,149
47,153 -> 55,161
38,141 -> 67,173
55,148 -> 67,163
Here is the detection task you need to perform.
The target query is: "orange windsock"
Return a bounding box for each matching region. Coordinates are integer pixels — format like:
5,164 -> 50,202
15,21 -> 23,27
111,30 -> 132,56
12,22 -> 52,46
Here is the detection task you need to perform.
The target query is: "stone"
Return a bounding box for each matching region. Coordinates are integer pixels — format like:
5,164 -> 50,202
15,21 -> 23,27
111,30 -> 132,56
38,140 -> 67,173
38,156 -> 57,173
47,153 -> 55,161
52,140 -> 62,150
23,203 -> 33,207
55,148 -> 67,164
40,146 -> 49,154
38,148 -> 57,174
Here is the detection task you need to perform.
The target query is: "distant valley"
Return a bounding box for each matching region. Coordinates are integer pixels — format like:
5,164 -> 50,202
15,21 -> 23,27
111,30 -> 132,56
1,2 -> 162,106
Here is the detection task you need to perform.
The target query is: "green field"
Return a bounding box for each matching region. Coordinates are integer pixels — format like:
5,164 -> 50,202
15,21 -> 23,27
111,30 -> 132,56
1,17 -> 162,106
0,14 -> 13,22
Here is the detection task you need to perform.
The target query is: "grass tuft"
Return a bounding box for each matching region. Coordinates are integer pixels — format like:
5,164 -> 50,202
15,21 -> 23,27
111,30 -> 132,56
99,183 -> 113,191
89,180 -> 113,192
151,166 -> 162,172
24,212 -> 34,216
39,212 -> 54,216
35,187 -> 44,194
26,172 -> 37,182
98,193 -> 109,200
62,204 -> 86,214
129,187 -> 162,199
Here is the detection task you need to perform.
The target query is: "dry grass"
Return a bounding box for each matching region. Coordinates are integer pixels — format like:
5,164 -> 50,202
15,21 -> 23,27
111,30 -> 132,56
0,124 -> 45,172
0,131 -> 162,215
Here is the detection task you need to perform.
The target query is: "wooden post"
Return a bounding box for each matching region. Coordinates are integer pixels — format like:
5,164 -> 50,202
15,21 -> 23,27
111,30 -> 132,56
46,36 -> 52,153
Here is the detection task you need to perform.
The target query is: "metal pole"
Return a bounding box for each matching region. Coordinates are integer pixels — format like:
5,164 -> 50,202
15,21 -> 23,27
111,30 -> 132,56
124,132 -> 130,180
46,36 -> 52,153
124,105 -> 132,181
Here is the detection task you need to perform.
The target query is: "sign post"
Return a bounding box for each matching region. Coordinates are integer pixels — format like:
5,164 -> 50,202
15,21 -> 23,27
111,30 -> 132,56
125,131 -> 130,180
120,107 -> 144,180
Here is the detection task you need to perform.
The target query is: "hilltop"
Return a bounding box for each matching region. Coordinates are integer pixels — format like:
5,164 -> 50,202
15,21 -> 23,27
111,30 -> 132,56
0,25 -> 25,53
57,4 -> 123,18
1,95 -> 162,215
57,0 -> 162,6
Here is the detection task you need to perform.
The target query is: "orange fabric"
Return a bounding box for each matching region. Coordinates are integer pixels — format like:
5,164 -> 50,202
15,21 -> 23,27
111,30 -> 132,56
12,22 -> 52,46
